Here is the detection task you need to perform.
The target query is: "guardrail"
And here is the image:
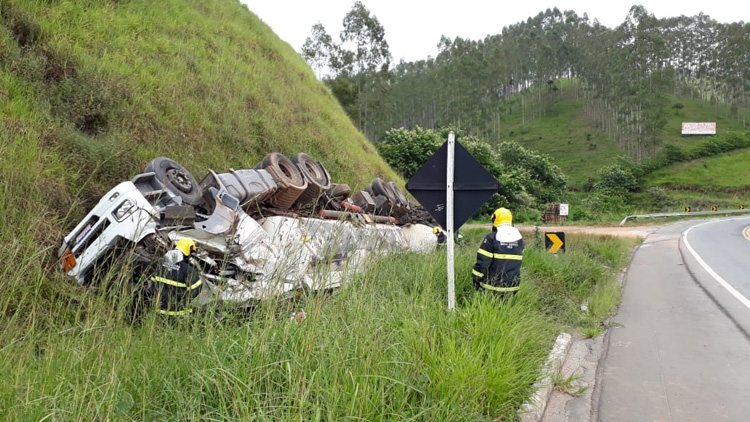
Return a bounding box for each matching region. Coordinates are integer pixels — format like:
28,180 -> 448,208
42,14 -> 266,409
619,209 -> 750,226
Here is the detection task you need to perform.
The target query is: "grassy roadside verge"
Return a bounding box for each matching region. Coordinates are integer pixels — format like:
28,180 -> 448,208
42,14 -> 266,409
0,229 -> 639,420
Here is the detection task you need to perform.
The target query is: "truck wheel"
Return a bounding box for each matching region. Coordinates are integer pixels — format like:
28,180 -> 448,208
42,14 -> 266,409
292,153 -> 330,186
145,157 -> 202,205
260,153 -> 306,186
371,178 -> 398,204
387,182 -> 409,207
292,153 -> 331,205
258,153 -> 307,209
328,183 -> 351,199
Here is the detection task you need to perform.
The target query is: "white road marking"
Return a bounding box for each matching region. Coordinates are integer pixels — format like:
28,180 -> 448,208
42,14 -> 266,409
683,220 -> 750,311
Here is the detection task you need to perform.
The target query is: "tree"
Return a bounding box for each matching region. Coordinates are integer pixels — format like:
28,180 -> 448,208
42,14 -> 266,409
301,2 -> 392,137
306,5 -> 747,151
340,1 -> 391,76
301,23 -> 336,79
340,1 -> 391,136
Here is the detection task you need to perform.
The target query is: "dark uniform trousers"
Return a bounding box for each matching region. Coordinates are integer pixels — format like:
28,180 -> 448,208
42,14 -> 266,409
472,225 -> 524,299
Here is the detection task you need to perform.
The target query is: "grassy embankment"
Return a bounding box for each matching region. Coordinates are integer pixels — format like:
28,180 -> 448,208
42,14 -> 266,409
0,0 -> 400,335
1,227 -> 638,420
0,1 -> 641,419
647,148 -> 750,191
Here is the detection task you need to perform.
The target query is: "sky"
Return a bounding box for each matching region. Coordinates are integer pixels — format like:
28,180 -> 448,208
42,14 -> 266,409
243,1 -> 748,64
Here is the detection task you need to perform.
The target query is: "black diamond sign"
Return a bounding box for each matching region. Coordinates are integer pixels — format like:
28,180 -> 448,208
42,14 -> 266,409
406,139 -> 499,230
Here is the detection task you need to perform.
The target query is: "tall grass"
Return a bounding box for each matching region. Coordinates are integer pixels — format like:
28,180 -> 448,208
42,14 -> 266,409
0,1 -> 639,418
0,227 -> 636,420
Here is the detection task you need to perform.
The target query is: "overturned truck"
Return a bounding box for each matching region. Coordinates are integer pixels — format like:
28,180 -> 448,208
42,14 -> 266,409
57,154 -> 438,310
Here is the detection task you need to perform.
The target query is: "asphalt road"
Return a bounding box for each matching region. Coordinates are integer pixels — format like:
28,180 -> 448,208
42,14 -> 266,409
595,217 -> 750,422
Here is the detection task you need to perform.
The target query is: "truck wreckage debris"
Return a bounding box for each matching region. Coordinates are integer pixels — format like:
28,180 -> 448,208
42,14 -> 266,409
57,154 -> 439,311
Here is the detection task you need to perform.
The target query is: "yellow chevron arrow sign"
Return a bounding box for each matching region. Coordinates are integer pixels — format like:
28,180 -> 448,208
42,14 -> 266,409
545,232 -> 565,254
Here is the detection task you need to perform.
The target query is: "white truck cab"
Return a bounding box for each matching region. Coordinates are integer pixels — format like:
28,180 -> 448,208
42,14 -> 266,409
57,173 -> 178,284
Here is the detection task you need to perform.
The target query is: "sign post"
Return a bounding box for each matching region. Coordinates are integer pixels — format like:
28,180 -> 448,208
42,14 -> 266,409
406,132 -> 500,311
446,133 -> 456,310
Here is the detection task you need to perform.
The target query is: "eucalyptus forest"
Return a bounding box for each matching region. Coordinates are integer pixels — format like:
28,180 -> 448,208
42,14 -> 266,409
303,4 -> 748,162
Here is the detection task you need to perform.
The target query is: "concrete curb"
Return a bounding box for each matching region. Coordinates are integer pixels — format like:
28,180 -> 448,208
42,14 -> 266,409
519,332 -> 573,422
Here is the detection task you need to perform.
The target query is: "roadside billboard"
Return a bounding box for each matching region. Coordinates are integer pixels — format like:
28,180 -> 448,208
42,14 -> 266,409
681,122 -> 716,135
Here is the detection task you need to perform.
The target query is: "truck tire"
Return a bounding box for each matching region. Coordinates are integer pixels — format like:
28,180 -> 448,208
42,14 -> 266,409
328,183 -> 351,199
292,153 -> 329,186
387,182 -> 409,207
144,157 -> 202,205
371,178 -> 398,204
292,153 -> 331,205
257,152 -> 307,209
260,153 -> 306,186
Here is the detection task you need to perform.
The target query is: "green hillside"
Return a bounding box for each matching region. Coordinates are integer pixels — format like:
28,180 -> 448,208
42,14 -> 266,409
491,86 -> 749,188
1,0 -> 399,220
1,0 -> 401,313
647,147 -> 750,190
502,97 -> 621,186
1,0 -> 403,353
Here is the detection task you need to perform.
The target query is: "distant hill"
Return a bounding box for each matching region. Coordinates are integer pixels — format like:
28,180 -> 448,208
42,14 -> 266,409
492,86 -> 749,189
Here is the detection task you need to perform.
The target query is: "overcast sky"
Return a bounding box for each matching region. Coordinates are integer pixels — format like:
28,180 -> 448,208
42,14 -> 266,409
243,1 -> 748,63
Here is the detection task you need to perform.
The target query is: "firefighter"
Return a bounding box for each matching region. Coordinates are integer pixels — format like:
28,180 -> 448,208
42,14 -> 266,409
433,226 -> 447,244
150,238 -> 202,316
472,208 -> 524,299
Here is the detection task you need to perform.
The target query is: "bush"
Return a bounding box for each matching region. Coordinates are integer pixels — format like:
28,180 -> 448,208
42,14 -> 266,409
376,126 -> 442,179
376,127 -> 568,215
643,187 -> 670,209
569,205 -> 594,222
579,191 -> 629,218
595,164 -> 639,193
663,144 -> 688,164
496,141 -> 567,204
686,132 -> 750,160
634,132 -> 750,179
512,207 -> 542,224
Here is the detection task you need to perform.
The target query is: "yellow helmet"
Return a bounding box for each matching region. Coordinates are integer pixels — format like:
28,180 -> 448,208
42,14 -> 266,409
176,238 -> 196,256
491,208 -> 512,227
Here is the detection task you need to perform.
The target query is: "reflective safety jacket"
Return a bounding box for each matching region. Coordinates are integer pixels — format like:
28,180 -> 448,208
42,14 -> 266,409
151,249 -> 202,316
472,225 -> 524,293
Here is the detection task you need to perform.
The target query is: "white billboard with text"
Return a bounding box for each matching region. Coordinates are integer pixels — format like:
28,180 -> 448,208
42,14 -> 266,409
681,122 -> 716,135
